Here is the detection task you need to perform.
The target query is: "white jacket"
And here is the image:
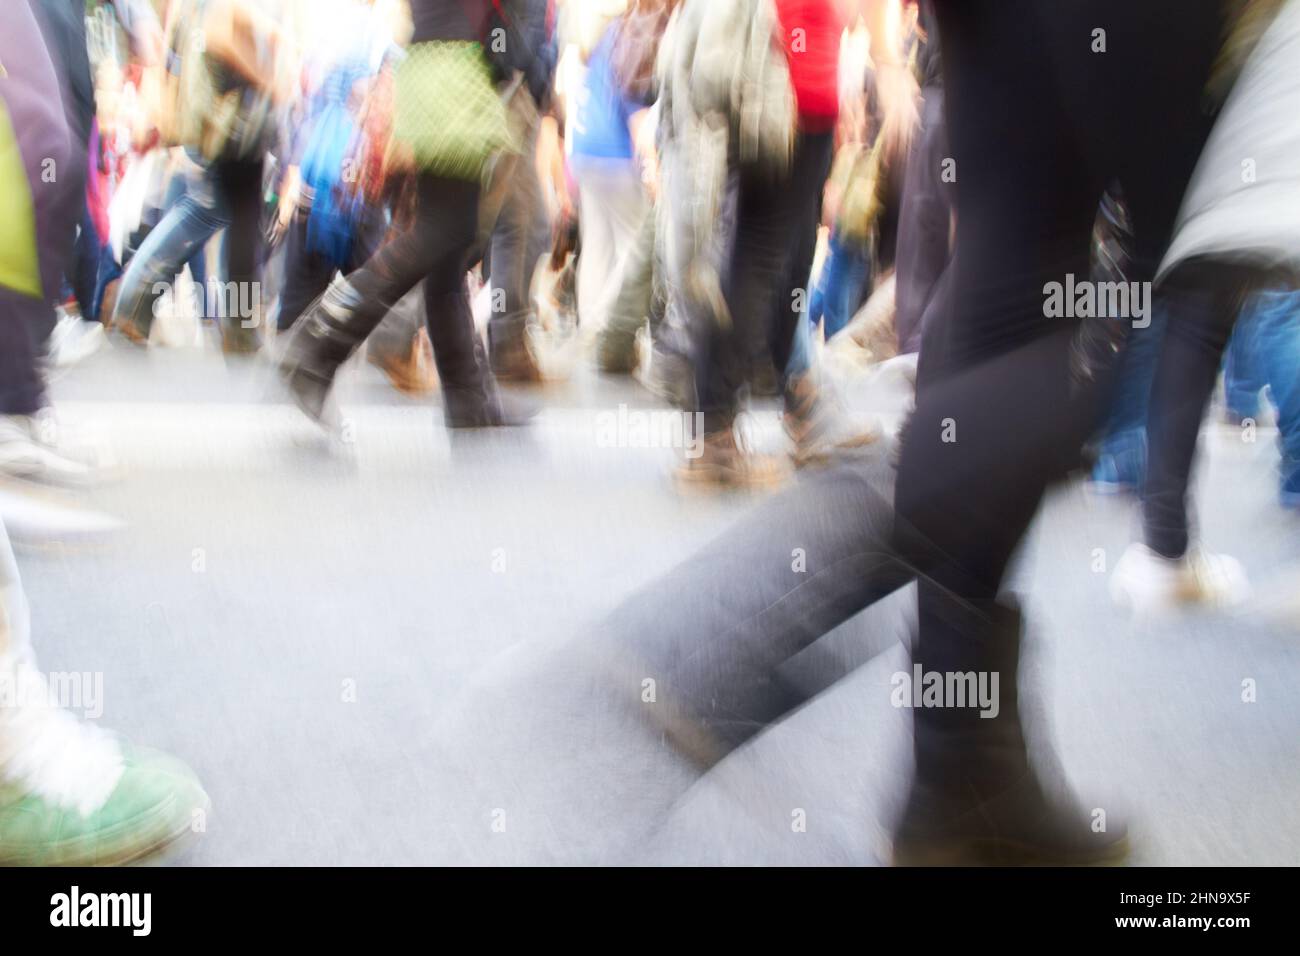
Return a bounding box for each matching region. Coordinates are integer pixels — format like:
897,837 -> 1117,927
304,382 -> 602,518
1158,0 -> 1300,282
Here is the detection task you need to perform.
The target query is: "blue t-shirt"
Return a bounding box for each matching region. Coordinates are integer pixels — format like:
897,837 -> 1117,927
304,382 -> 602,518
570,24 -> 640,160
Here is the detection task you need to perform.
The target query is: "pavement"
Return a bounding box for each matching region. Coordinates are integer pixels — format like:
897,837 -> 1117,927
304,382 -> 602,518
8,333 -> 1299,865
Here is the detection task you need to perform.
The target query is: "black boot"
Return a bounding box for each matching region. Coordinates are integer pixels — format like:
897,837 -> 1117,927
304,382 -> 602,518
892,586 -> 1129,865
277,289 -> 371,424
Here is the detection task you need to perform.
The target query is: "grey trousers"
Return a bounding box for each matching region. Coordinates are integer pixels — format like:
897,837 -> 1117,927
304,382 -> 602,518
485,86 -> 549,346
424,445 -> 912,863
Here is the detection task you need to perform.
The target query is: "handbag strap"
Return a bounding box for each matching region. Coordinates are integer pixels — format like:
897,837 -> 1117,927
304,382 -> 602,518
450,0 -> 507,39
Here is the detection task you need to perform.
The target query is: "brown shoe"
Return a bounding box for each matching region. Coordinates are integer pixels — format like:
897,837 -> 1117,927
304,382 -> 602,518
112,314 -> 149,348
675,421 -> 788,491
488,327 -> 543,383
784,373 -> 879,468
98,277 -> 121,328
220,323 -> 262,355
104,280 -> 151,347
372,328 -> 438,396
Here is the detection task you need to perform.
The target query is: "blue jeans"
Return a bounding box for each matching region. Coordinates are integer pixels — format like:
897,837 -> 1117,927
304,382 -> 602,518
784,298 -> 814,382
1224,287 -> 1300,497
809,229 -> 871,341
1224,327 -> 1264,419
1091,305 -> 1169,488
113,156 -> 247,335
158,164 -> 221,309
94,166 -> 221,324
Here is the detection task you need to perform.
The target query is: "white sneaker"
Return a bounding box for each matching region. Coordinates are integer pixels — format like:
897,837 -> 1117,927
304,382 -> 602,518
48,313 -> 106,368
0,415 -> 96,487
1110,542 -> 1251,611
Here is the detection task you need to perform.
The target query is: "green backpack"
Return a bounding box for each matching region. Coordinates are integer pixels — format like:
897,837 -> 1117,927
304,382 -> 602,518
391,40 -> 516,182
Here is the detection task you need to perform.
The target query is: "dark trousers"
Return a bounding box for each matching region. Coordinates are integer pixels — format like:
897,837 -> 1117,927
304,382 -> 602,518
896,0 -> 1226,601
893,85 -> 951,356
881,2 -> 1228,817
32,0 -> 94,334
277,201 -> 388,331
0,289 -> 48,417
318,174 -> 487,394
71,199 -> 101,319
216,159 -> 266,318
606,0 -> 1232,779
696,131 -> 834,429
1143,259 -> 1259,558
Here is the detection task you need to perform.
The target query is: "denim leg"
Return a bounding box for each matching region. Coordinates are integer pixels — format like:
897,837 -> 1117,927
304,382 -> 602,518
187,240 -> 210,318
1223,305 -> 1264,420
90,242 -> 121,326
809,231 -> 843,335
1250,288 -> 1300,497
808,254 -> 829,330
112,162 -> 231,335
1104,304 -> 1168,436
598,448 -> 909,765
1092,304 -> 1168,487
160,161 -> 214,317
823,234 -> 870,340
783,299 -> 814,383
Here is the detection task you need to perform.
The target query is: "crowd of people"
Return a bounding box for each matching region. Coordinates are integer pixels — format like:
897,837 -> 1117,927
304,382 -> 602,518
1,0 -> 1297,865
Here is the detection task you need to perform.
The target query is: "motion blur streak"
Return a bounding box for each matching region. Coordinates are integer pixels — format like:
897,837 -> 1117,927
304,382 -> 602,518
0,0 -> 1296,867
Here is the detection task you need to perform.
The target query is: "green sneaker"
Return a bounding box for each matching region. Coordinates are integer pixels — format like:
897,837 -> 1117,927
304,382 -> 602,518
0,744 -> 210,866
1,658 -> 209,865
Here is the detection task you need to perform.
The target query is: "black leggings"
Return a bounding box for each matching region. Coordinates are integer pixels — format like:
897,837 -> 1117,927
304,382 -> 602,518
1143,259 -> 1260,558
894,0 -> 1227,604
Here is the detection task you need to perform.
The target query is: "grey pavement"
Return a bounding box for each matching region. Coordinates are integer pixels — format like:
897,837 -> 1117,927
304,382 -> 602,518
13,337 -> 1300,865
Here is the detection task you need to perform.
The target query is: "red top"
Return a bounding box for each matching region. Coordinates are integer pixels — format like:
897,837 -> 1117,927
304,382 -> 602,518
774,0 -> 844,132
